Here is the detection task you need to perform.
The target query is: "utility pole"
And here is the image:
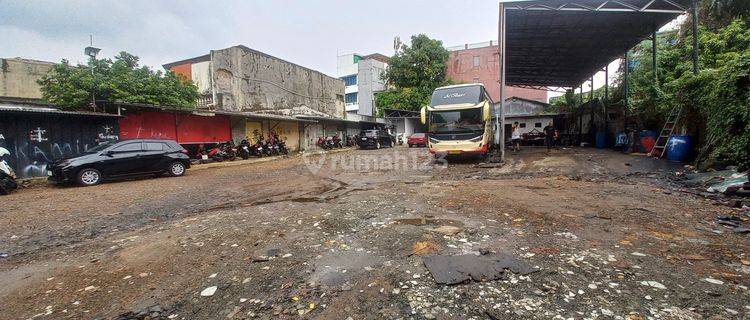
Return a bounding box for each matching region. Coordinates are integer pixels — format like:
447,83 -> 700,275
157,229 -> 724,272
84,35 -> 101,111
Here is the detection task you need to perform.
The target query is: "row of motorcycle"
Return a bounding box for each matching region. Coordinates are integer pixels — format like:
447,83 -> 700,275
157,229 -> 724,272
316,135 -> 356,150
202,134 -> 289,162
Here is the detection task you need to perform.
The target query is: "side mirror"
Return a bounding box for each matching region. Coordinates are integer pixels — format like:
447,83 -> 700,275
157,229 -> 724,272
483,103 -> 491,122
104,150 -> 115,157
420,106 -> 427,125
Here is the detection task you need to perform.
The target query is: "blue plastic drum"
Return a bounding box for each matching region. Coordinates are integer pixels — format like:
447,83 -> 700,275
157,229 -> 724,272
667,135 -> 693,162
596,132 -> 607,149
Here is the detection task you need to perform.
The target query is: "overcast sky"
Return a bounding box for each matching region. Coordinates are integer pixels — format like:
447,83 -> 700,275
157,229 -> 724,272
1,1 -> 687,100
1,0 -> 505,76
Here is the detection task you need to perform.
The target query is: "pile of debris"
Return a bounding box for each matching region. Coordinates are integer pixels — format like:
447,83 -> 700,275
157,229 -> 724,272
678,167 -> 750,198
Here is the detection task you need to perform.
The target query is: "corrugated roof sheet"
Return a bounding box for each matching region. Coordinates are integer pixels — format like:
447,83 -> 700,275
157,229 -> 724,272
0,104 -> 121,117
500,0 -> 692,87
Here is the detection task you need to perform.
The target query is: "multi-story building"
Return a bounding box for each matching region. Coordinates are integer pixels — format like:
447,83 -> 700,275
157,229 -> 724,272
0,58 -> 54,100
335,53 -> 389,118
164,45 -> 345,118
446,41 -> 547,103
163,45 -> 356,151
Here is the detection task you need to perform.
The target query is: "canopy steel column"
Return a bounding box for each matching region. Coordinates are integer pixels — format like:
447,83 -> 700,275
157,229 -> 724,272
604,65 -> 609,102
590,77 -> 595,141
579,85 -> 583,144
497,3 -> 507,161
624,52 -> 630,122
604,65 -> 609,135
652,27 -> 658,84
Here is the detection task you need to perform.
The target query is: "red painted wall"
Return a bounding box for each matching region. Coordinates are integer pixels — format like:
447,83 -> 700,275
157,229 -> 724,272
119,111 -> 231,144
446,45 -> 547,103
169,63 -> 192,81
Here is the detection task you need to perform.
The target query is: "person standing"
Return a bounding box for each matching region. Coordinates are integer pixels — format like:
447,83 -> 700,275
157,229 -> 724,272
543,121 -> 556,151
511,122 -> 522,152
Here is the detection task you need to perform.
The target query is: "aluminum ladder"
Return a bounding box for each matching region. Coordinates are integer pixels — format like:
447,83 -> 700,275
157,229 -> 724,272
650,106 -> 683,158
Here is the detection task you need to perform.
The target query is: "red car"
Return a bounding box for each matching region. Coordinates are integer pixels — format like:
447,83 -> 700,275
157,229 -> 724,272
407,133 -> 427,147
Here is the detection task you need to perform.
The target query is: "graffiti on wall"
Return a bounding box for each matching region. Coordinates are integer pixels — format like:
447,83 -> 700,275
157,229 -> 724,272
1,116 -> 120,178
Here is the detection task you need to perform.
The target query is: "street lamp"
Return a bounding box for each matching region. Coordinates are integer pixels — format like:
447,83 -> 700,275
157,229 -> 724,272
85,35 -> 101,110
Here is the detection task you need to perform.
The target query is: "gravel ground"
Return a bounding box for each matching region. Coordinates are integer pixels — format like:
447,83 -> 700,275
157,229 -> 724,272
0,146 -> 748,320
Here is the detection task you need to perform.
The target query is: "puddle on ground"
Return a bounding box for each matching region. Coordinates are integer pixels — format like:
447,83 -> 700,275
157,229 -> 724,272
393,218 -> 464,227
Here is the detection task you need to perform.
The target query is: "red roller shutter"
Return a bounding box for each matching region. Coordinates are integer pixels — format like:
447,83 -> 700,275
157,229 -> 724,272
119,111 -> 177,140
176,114 -> 231,144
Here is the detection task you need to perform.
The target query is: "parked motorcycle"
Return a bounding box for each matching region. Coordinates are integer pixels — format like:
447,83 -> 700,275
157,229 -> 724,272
317,137 -> 330,150
345,135 -> 357,147
221,140 -> 238,161
0,147 -> 18,195
332,135 -> 343,149
275,137 -> 289,155
252,137 -> 266,157
238,139 -> 252,160
269,133 -> 289,155
207,144 -> 227,162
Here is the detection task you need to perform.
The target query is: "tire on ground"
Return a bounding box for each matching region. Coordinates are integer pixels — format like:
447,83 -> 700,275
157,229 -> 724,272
169,162 -> 186,177
77,168 -> 102,186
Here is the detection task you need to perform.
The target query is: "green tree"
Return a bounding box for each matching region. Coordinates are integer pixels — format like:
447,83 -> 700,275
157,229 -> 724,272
38,51 -> 199,109
375,34 -> 451,113
622,5 -> 750,169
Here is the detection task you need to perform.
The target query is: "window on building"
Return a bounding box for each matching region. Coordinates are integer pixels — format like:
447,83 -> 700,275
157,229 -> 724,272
341,75 -> 357,86
535,122 -> 542,128
473,56 -> 481,67
345,92 -> 358,104
520,123 -> 526,128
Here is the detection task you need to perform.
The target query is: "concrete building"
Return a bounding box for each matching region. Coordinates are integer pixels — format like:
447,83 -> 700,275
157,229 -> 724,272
164,45 -> 345,118
500,97 -> 558,142
335,53 -> 389,118
446,41 -> 547,103
0,58 -> 54,100
164,45 -> 354,151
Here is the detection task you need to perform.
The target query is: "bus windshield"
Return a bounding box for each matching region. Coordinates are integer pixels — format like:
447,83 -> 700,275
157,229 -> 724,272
430,86 -> 483,106
429,108 -> 484,133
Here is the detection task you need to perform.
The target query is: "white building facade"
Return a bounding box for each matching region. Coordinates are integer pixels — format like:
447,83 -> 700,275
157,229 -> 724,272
336,53 -> 389,118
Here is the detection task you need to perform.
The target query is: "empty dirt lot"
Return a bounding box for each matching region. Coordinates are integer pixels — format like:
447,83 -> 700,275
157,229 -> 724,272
0,147 -> 748,319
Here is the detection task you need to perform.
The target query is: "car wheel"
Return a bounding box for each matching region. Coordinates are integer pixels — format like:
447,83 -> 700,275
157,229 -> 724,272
169,162 -> 186,177
77,168 -> 102,186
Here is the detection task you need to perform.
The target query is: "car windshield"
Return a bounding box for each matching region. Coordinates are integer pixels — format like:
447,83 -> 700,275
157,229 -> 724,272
83,140 -> 119,154
411,133 -> 425,138
429,108 -> 484,133
430,86 -> 483,106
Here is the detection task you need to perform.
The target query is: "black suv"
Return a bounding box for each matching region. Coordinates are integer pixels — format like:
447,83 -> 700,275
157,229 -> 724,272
48,139 -> 191,186
357,130 -> 395,149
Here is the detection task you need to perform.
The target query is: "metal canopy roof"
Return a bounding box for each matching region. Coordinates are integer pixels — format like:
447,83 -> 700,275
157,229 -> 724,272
500,0 -> 692,88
